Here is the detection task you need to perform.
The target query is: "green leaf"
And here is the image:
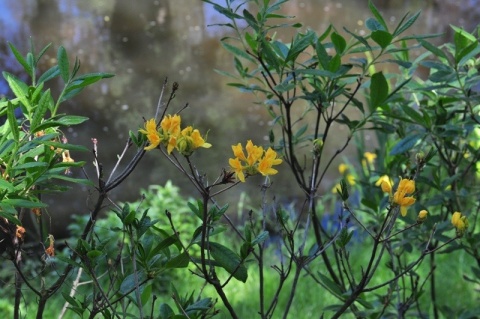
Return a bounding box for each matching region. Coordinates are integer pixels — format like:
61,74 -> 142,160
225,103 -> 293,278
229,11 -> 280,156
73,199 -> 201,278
0,206 -> 22,225
87,250 -> 103,259
7,102 -> 20,142
328,54 -> 341,72
331,32 -> 347,55
3,72 -> 31,111
61,292 -> 81,308
0,179 -> 15,192
286,31 -> 315,63
393,11 -> 420,37
418,39 -> 447,60
158,303 -> 174,319
318,272 -> 344,298
371,30 -> 393,49
119,272 -> 147,295
401,104 -> 425,125
209,242 -> 248,282
365,18 -> 384,32
390,134 -> 423,155
370,72 -> 388,109
221,42 -> 256,63
31,89 -> 52,129
185,298 -> 213,313
0,140 -> 15,158
56,115 -> 89,126
316,40 -> 330,70
166,251 -> 190,268
368,0 -> 388,31
211,3 -> 243,20
8,42 -> 32,77
11,161 -> 49,170
38,65 -> 60,84
251,231 -> 269,245
242,9 -> 258,31
57,46 -> 70,82
151,235 -> 179,256
3,198 -> 47,209
343,27 -> 371,50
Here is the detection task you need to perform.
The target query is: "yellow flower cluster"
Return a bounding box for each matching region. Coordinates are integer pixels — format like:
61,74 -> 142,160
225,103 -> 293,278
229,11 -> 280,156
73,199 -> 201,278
139,115 -> 211,155
376,176 -> 416,216
451,212 -> 469,236
229,140 -> 282,182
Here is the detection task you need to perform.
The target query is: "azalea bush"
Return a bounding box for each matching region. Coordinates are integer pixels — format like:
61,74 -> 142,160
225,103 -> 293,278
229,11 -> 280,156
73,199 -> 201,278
1,0 -> 480,318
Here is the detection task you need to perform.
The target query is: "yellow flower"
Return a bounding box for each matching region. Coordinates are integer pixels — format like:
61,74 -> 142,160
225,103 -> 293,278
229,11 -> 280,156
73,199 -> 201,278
232,143 -> 247,161
393,178 -> 416,217
258,148 -> 283,176
177,126 -> 212,156
364,152 -> 377,165
417,210 -> 428,222
229,141 -> 282,182
139,118 -> 161,151
245,140 -> 264,166
451,212 -> 469,236
160,115 -> 181,154
346,174 -> 355,186
332,183 -> 341,194
375,175 -> 393,194
160,114 -> 181,136
229,157 -> 245,182
338,163 -> 348,174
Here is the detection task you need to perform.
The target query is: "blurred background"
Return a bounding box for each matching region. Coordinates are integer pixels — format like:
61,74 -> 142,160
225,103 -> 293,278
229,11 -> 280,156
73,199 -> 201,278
0,0 -> 478,235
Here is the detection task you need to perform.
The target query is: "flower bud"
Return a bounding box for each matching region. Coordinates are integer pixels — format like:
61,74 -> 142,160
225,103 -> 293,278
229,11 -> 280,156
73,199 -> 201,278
417,210 -> 428,223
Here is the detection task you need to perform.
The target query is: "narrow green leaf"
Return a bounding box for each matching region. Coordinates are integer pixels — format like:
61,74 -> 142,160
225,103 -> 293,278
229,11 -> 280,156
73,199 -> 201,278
0,140 -> 15,158
390,134 -> 423,155
242,9 -> 258,31
56,115 -> 89,126
401,104 -> 425,125
343,27 -> 371,50
393,11 -> 420,37
209,242 -> 248,282
31,89 -> 52,129
38,65 -> 60,84
251,231 -> 269,245
3,72 -> 31,111
318,272 -> 344,298
316,40 -> 330,70
35,43 -> 52,65
212,4 -> 243,20
166,251 -> 190,268
3,198 -> 48,208
11,162 -> 49,170
119,272 -> 147,295
8,42 -> 32,76
57,46 -> 70,82
286,31 -> 315,62
7,102 -> 20,141
221,42 -> 256,63
61,292 -> 81,308
368,0 -> 388,31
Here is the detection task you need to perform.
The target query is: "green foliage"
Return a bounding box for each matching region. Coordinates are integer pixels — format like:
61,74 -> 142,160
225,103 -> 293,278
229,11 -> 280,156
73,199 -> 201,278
2,1 -> 480,319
